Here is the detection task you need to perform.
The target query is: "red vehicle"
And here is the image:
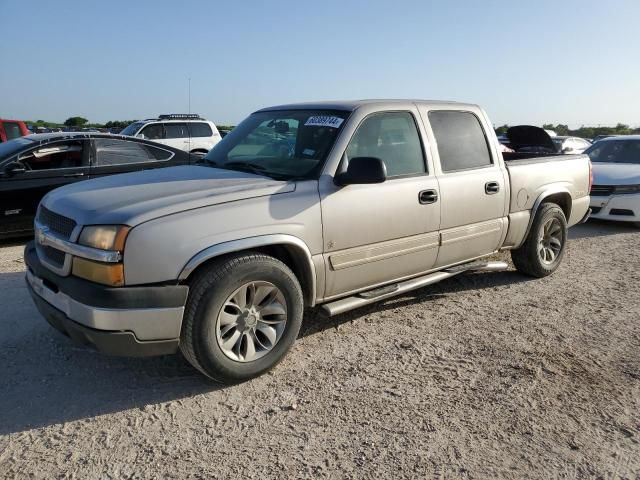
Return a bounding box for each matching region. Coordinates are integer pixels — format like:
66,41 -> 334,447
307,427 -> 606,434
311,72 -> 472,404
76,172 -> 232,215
0,119 -> 30,143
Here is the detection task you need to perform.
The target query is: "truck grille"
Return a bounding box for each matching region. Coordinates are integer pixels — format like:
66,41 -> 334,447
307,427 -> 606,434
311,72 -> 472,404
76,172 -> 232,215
38,206 -> 77,239
590,185 -> 615,197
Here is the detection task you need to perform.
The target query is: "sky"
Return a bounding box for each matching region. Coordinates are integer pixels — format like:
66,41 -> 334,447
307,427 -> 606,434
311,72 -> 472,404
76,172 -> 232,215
1,0 -> 638,127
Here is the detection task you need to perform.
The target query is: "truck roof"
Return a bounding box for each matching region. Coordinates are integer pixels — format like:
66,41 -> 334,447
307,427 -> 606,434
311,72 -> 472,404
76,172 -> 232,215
256,99 -> 476,113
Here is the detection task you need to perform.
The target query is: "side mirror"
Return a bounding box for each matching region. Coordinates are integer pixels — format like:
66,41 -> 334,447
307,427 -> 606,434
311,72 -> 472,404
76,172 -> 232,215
135,133 -> 145,139
4,161 -> 26,176
334,157 -> 387,186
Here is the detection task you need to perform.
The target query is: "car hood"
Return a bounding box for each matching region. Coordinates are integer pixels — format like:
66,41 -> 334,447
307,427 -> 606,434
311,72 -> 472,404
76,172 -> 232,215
42,165 -> 294,226
506,126 -> 557,152
592,162 -> 640,186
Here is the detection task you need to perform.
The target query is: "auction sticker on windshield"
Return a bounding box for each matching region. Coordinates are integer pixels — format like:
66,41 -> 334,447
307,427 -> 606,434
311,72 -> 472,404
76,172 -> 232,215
304,116 -> 344,128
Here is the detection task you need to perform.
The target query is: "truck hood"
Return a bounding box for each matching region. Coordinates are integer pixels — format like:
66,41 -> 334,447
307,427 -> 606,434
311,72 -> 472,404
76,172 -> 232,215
42,165 -> 294,226
507,126 -> 557,153
592,162 -> 640,186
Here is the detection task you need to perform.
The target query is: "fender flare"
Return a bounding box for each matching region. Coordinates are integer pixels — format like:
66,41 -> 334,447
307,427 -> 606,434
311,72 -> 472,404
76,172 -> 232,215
517,187 -> 572,248
177,234 -> 317,306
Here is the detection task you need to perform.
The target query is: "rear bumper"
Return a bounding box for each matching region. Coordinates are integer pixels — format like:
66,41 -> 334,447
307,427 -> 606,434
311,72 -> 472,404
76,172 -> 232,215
24,241 -> 188,357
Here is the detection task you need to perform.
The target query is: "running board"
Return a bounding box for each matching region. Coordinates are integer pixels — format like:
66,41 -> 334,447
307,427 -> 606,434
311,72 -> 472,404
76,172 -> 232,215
320,260 -> 509,316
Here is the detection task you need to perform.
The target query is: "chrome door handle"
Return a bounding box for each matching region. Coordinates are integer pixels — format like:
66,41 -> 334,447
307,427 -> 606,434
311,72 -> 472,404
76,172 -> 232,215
419,189 -> 438,204
63,172 -> 85,178
485,182 -> 500,195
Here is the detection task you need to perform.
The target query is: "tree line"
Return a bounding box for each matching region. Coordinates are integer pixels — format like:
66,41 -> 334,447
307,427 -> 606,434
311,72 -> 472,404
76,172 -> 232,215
495,123 -> 640,138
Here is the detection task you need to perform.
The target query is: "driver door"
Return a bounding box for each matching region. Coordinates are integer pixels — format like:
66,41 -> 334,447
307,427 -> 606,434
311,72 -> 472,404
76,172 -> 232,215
0,140 -> 90,235
319,110 -> 441,298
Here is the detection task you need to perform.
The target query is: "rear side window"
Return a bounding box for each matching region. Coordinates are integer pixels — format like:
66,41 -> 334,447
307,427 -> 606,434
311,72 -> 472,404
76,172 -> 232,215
429,111 -> 492,172
163,123 -> 189,139
3,122 -> 23,140
94,139 -> 172,166
189,122 -> 213,137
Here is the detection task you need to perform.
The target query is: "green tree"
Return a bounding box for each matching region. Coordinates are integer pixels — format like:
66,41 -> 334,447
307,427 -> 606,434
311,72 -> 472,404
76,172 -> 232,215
64,116 -> 88,127
495,124 -> 510,135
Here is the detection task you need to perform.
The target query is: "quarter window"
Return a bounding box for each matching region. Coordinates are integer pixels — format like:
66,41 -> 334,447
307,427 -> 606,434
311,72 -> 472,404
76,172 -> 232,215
345,112 -> 425,177
429,111 -> 492,172
94,139 -> 171,166
189,122 -> 213,137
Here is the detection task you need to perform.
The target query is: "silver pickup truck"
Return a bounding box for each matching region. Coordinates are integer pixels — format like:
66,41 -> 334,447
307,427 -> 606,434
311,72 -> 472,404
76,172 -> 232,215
25,100 -> 591,382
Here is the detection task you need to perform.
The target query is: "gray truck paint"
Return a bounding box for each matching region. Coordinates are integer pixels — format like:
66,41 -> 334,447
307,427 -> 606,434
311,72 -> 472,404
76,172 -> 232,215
32,100 -> 591,343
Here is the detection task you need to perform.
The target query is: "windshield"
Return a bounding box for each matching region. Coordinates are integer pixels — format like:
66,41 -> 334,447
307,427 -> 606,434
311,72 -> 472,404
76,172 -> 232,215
203,109 -> 349,180
585,139 -> 640,164
120,122 -> 143,136
0,137 -> 36,160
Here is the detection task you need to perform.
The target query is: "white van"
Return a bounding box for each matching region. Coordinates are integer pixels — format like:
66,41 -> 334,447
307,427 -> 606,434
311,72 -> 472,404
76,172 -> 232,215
120,114 -> 221,156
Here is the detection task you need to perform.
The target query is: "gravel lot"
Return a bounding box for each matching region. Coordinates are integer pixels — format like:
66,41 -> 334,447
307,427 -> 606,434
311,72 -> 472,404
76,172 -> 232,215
1,221 -> 639,479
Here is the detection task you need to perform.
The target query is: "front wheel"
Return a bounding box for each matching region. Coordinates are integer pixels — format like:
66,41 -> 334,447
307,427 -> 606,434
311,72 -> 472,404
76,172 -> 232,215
180,252 -> 304,383
511,203 -> 568,278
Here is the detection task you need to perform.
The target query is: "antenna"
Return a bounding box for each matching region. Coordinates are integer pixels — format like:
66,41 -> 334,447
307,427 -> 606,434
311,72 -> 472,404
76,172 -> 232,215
188,77 -> 191,115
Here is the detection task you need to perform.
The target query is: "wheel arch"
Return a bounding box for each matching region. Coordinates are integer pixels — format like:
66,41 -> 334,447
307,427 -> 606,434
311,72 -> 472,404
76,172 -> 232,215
517,188 -> 572,249
178,235 -> 317,307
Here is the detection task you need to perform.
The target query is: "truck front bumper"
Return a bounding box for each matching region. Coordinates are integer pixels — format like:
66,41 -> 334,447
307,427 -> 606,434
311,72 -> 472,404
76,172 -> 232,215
24,242 -> 188,357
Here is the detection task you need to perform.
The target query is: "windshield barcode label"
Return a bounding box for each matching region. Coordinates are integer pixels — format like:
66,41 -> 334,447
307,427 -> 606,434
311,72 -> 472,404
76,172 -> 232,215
304,116 -> 344,128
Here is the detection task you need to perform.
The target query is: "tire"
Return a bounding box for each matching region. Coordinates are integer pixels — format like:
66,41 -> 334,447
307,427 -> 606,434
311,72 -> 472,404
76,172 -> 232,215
180,252 -> 304,383
511,203 -> 568,278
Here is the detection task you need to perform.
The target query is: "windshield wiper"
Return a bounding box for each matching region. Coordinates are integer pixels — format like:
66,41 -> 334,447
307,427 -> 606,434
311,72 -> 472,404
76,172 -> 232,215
222,161 -> 274,177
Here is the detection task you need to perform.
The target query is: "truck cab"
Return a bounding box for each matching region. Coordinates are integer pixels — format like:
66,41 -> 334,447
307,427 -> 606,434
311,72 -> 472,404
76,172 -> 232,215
25,100 -> 591,382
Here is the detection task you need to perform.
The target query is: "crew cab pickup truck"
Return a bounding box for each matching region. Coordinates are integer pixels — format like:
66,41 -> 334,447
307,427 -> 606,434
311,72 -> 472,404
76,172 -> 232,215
25,100 -> 591,383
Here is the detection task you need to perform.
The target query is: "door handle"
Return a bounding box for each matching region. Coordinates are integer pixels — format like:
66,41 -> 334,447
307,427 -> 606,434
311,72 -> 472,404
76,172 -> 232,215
419,189 -> 438,204
485,181 -> 500,195
63,172 -> 85,178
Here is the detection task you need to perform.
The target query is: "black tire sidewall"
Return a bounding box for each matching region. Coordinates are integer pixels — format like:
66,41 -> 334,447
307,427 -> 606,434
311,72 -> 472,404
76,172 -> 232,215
529,205 -> 568,275
192,257 -> 303,382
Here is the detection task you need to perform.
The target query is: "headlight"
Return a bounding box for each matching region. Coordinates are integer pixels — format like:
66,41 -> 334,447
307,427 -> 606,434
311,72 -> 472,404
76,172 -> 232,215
78,225 -> 130,251
74,225 -> 130,286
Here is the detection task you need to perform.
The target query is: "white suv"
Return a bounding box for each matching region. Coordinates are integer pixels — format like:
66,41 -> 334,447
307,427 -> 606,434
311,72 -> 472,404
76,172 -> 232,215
120,114 -> 222,156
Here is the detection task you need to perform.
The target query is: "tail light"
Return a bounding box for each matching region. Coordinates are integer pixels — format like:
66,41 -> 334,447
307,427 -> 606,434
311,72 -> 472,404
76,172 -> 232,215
588,160 -> 593,193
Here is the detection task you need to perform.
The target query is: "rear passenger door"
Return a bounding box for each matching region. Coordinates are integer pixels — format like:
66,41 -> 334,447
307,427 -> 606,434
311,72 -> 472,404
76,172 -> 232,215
90,138 -> 183,178
162,123 -> 190,152
422,109 -> 508,267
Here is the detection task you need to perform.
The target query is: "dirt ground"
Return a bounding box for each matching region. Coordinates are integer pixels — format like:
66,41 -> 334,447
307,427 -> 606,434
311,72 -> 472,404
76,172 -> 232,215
0,221 -> 639,479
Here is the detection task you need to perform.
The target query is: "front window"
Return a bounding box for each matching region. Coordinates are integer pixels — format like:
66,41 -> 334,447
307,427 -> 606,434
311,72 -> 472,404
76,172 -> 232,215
203,110 -> 349,180
585,140 -> 640,164
120,122 -> 144,136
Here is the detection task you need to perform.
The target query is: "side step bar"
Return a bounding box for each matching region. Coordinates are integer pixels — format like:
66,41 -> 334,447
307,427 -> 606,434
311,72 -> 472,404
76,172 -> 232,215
320,260 -> 509,316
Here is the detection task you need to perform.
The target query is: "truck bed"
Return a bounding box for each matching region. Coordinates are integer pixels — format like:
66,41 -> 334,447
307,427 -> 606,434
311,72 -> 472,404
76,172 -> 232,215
504,153 -> 591,227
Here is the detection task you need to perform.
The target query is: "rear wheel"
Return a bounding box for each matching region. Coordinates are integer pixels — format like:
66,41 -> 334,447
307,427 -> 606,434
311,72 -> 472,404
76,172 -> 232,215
511,203 -> 568,277
180,252 -> 304,383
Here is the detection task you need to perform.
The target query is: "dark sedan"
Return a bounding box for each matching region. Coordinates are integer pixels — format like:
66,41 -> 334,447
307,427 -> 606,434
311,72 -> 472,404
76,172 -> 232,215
0,133 -> 195,239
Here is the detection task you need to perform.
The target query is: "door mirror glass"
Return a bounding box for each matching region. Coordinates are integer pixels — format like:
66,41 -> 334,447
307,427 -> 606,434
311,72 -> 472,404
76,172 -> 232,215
335,157 -> 387,186
4,161 -> 26,175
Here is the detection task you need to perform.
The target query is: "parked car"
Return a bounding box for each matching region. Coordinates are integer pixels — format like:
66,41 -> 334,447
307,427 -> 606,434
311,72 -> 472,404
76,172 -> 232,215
0,119 -> 30,143
592,135 -> 617,144
25,100 -> 591,382
586,136 -> 640,227
0,132 -> 194,239
120,114 -> 221,157
552,136 -> 591,154
504,125 -> 558,155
